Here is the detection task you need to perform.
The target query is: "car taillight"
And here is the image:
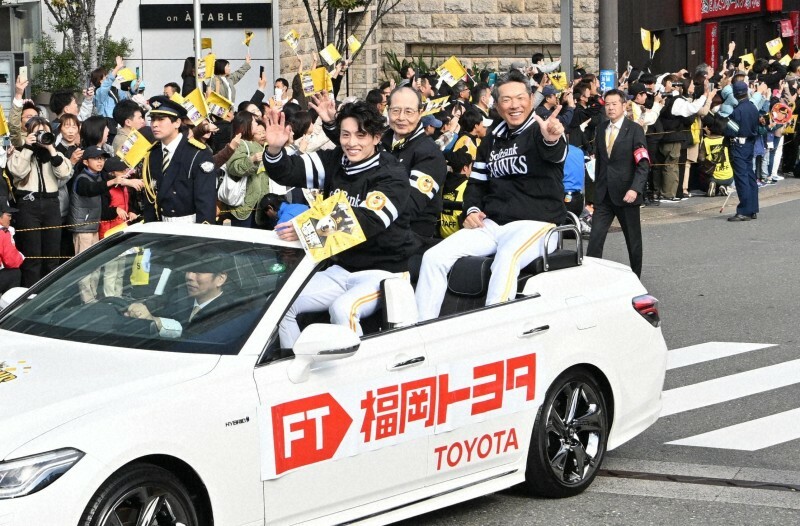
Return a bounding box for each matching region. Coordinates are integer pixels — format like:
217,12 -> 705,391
633,294 -> 660,327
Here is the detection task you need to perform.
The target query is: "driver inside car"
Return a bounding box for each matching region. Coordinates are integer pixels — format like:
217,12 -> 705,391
125,249 -> 233,339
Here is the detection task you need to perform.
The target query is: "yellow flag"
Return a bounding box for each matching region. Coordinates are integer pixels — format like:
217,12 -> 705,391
420,96 -> 450,117
104,221 -> 129,238
130,248 -> 151,286
739,53 -> 755,68
202,53 -> 216,80
116,129 -> 155,169
0,105 -> 9,136
284,29 -> 300,52
173,89 -> 208,125
652,36 -> 661,55
347,35 -> 361,54
766,37 -> 783,57
206,91 -> 234,119
320,43 -> 342,65
785,114 -> 798,134
117,68 -> 136,82
243,30 -> 254,47
201,38 -> 213,50
436,56 -> 468,87
548,72 -> 568,91
300,67 -> 332,95
780,54 -> 792,66
641,28 -> 652,52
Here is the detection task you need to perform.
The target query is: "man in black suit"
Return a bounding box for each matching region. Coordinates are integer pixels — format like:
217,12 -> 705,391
143,96 -> 217,224
586,89 -> 650,277
126,250 -> 232,338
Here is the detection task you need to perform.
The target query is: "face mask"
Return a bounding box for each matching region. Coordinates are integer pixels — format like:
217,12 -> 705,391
274,88 -> 283,99
488,96 -> 495,109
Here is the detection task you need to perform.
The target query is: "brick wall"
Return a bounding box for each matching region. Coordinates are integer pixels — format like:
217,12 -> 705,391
276,0 -> 600,97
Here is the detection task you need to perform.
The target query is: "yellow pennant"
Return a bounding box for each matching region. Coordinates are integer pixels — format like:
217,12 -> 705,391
284,29 -> 300,52
641,28 -> 652,52
243,30 -> 254,47
436,56 -> 468,87
116,129 -> 155,169
202,53 -> 216,80
201,38 -> 213,50
779,54 -> 792,66
652,36 -> 661,55
206,91 -> 234,120
739,53 -> 755,68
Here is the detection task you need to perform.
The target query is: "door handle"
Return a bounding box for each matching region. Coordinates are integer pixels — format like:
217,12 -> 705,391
519,324 -> 550,337
391,356 -> 426,370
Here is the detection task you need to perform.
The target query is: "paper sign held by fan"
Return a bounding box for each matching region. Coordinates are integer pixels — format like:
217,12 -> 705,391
207,91 -> 234,120
292,193 -> 366,263
201,38 -> 213,50
779,54 -> 792,66
200,53 -> 216,81
300,67 -> 332,95
436,56 -> 467,87
766,38 -> 783,56
117,129 -> 155,169
0,105 -> 9,136
243,30 -> 254,47
739,53 -> 755,68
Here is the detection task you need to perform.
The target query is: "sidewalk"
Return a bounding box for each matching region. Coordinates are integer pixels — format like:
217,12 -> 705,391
639,176 -> 800,226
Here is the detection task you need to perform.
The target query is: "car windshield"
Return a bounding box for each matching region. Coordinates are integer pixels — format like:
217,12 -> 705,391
0,232 -> 304,354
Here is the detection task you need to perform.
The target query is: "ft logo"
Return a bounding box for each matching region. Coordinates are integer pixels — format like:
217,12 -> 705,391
271,393 -> 353,475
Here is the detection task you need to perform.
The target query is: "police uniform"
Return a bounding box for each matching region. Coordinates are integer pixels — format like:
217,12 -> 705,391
143,97 -> 217,224
263,146 -> 415,347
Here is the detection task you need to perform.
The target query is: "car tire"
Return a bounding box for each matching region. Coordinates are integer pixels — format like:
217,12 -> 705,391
522,368 -> 608,498
80,463 -> 203,526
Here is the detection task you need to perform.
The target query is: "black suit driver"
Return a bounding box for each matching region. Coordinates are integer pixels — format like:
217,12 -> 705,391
586,88 -> 650,278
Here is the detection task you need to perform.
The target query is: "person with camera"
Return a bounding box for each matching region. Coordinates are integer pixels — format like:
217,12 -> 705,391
6,116 -> 72,287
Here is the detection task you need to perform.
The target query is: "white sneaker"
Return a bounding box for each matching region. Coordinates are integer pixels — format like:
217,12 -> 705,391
771,174 -> 784,181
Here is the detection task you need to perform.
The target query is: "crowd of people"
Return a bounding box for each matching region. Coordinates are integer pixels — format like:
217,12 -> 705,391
0,41 -> 797,332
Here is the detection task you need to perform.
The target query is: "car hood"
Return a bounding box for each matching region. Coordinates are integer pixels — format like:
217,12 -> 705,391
0,330 -> 220,459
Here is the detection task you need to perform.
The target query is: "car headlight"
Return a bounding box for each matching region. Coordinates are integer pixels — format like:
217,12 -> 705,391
0,448 -> 84,499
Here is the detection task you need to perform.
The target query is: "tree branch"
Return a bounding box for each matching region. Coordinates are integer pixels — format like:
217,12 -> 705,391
350,0 -> 400,63
301,0 -> 325,51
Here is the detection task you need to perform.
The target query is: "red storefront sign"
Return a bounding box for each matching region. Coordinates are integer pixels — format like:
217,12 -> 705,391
781,19 -> 794,38
705,22 -> 719,71
701,1 -> 761,20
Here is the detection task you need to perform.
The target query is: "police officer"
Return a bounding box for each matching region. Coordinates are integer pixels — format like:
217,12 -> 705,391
724,81 -> 766,221
143,96 -> 217,224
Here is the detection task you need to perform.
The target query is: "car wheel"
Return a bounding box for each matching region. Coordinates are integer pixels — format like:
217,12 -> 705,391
80,463 -> 202,526
523,369 -> 608,498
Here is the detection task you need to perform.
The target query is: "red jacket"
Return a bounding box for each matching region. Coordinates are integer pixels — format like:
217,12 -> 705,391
0,228 -> 24,269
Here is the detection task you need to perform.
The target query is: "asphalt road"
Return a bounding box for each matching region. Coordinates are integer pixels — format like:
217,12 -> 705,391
402,181 -> 800,525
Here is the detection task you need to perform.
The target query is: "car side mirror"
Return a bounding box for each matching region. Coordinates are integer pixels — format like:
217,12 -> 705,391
288,324 -> 360,383
0,287 -> 29,311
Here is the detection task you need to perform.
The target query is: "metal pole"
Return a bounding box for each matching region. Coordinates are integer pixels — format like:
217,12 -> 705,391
560,0 -> 573,83
272,0 -> 281,93
193,0 -> 202,85
599,0 -> 619,75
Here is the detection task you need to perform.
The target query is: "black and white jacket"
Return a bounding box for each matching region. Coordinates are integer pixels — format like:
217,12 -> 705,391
465,110 -> 567,226
264,147 -> 416,272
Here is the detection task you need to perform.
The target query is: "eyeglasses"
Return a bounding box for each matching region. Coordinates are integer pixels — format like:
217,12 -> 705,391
389,107 -> 419,117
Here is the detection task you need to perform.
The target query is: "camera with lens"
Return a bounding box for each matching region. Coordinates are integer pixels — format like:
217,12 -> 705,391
35,131 -> 55,146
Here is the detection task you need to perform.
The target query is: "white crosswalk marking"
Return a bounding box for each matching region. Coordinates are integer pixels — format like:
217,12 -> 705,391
667,342 -> 775,370
667,407 -> 800,450
661,358 -> 800,417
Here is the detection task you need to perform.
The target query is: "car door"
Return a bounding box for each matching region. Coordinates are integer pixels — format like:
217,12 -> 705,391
254,326 -> 432,525
415,294 -> 559,485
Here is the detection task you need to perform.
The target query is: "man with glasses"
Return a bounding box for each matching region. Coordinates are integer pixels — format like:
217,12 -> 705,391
416,70 -> 568,321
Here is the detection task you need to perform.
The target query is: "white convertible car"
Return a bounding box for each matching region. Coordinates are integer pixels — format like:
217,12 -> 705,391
0,222 -> 666,526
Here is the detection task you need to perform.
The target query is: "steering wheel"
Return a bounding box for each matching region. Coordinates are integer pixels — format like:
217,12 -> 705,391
96,296 -> 131,314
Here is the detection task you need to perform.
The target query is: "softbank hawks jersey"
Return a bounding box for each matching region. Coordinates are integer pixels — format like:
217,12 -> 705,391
465,111 -> 568,226
264,147 -> 415,272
